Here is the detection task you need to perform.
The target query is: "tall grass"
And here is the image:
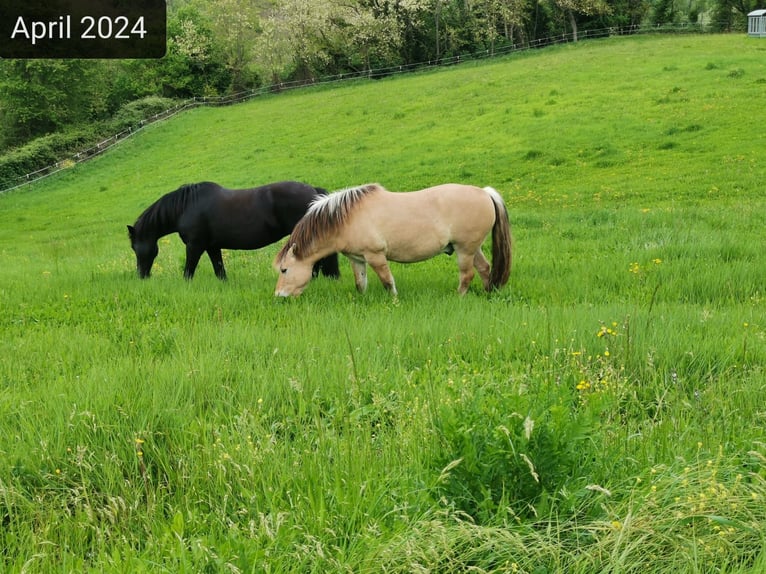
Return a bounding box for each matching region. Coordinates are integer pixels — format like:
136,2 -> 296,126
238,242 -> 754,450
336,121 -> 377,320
1,34 -> 765,572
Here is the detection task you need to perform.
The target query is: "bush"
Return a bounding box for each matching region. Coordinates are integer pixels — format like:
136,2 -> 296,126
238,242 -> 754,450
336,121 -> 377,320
108,96 -> 178,133
0,96 -> 178,191
0,129 -> 95,190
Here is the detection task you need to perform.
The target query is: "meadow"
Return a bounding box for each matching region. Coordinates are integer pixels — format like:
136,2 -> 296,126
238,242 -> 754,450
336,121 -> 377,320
1,33 -> 765,573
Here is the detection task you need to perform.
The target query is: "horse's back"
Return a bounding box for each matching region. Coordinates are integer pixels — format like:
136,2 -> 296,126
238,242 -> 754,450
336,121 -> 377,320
372,184 -> 495,226
183,180 -> 323,249
343,183 -> 495,262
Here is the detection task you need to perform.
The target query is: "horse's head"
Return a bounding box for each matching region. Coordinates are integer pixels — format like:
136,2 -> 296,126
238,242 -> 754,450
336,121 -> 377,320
127,225 -> 159,279
273,244 -> 314,297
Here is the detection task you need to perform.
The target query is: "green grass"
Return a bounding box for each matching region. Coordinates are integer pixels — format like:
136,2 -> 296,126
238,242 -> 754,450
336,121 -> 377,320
1,34 -> 766,572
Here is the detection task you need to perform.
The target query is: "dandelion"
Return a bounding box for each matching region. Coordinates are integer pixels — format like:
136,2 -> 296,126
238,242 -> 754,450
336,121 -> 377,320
577,380 -> 591,391
611,520 -> 623,531
652,258 -> 663,264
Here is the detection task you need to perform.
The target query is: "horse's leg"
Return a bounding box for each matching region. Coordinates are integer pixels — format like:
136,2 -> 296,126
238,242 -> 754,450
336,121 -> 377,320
456,249 -> 477,295
207,248 -> 227,280
366,253 -> 397,295
473,250 -> 491,291
314,253 -> 341,279
349,257 -> 368,292
184,244 -> 205,279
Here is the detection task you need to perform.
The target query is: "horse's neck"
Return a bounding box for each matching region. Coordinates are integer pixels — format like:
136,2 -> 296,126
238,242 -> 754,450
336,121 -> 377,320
145,206 -> 180,238
305,239 -> 339,263
154,219 -> 178,238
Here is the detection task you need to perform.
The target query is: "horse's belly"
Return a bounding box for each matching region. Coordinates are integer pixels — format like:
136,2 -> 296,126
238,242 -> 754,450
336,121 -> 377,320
385,236 -> 446,263
206,227 -> 274,250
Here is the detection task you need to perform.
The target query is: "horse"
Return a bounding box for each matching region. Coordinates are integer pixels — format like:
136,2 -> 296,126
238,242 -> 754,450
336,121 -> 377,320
273,183 -> 512,297
128,181 -> 340,280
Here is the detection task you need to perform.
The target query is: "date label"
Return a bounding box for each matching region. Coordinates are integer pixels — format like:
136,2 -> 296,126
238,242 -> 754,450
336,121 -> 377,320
0,0 -> 166,59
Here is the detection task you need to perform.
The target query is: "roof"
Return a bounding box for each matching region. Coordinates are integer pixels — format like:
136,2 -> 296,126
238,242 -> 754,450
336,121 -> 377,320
749,9 -> 766,16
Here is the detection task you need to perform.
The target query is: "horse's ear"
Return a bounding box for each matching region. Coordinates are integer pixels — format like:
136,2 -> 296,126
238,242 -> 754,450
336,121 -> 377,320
127,225 -> 135,238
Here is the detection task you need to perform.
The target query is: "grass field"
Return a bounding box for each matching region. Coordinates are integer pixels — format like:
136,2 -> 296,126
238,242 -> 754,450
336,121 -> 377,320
1,33 -> 766,573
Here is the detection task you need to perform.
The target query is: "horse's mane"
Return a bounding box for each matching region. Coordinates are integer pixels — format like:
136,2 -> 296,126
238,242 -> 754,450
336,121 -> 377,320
132,183 -> 212,235
278,183 -> 382,260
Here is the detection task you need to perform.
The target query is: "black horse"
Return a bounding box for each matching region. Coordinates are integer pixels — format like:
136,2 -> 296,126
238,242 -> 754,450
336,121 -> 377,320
127,181 -> 340,280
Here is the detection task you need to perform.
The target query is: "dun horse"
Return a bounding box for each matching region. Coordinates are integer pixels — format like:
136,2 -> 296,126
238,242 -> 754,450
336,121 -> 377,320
128,181 -> 340,280
274,183 -> 512,296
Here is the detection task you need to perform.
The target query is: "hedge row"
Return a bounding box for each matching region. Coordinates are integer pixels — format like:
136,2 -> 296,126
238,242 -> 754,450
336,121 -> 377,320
0,96 -> 177,191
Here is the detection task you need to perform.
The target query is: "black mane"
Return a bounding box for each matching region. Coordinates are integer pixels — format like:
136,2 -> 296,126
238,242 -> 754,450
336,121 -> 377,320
133,182 -> 213,236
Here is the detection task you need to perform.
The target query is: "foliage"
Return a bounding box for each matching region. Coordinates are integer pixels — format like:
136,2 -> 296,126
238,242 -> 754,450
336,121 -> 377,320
0,60 -> 111,148
158,5 -> 232,97
0,97 -> 177,190
0,129 -> 96,186
108,97 -> 179,133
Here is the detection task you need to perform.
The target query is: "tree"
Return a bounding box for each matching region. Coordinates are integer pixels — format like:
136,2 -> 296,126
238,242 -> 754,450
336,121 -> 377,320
470,0 -> 530,54
553,0 -> 611,40
0,60 -> 108,147
253,12 -> 296,84
160,6 -> 230,97
203,0 -> 265,92
651,0 -> 676,25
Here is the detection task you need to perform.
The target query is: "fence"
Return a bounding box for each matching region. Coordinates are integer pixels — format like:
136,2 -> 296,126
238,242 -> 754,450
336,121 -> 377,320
0,23 -> 718,194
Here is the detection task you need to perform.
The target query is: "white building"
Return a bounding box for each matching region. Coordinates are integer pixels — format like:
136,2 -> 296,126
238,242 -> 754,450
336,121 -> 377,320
748,9 -> 766,37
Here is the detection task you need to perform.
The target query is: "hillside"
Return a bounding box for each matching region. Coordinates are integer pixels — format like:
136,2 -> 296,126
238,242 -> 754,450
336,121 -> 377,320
1,34 -> 765,573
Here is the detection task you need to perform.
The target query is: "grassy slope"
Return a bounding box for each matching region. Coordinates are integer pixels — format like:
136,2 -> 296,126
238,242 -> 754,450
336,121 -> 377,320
1,34 -> 765,572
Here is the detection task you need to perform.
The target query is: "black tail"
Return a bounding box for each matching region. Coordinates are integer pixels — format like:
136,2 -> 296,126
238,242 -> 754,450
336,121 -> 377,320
485,187 -> 512,290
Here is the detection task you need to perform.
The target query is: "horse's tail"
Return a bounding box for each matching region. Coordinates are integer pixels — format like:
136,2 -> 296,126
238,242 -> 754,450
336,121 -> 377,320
484,186 -> 512,290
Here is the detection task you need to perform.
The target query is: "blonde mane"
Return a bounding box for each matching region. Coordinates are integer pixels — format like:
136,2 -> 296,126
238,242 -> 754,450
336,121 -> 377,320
277,183 -> 383,260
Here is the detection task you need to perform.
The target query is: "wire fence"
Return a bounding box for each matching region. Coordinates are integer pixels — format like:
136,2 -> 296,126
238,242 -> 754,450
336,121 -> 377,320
0,22 -> 726,194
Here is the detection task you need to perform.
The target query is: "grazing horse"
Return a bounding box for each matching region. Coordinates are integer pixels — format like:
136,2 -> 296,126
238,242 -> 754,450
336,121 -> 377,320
274,183 -> 512,297
128,181 -> 340,280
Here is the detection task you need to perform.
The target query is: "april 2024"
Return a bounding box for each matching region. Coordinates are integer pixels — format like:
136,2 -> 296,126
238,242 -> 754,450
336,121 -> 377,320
10,15 -> 148,45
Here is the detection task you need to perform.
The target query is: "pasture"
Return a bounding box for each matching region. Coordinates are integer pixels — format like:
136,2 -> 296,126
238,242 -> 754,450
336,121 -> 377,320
1,34 -> 765,572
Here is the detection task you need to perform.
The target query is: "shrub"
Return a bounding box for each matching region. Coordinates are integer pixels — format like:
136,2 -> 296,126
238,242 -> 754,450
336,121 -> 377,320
0,129 -> 95,189
108,96 -> 178,133
0,96 -> 178,191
